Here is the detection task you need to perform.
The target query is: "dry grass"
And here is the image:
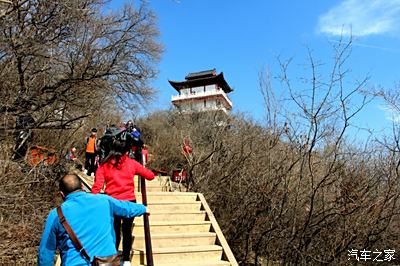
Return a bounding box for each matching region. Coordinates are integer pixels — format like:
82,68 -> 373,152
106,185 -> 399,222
0,140 -> 65,264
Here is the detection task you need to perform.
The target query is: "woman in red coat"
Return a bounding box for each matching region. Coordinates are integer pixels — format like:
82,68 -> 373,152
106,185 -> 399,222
92,138 -> 155,265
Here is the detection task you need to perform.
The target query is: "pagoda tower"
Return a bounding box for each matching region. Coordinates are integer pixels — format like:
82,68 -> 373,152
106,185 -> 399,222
169,69 -> 233,113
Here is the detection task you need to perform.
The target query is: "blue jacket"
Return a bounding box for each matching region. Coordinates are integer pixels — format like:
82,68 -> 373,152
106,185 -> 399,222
38,191 -> 146,265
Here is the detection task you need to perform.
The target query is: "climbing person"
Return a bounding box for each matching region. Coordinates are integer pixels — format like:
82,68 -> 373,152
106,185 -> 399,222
98,125 -> 124,163
84,128 -> 98,177
65,147 -> 77,162
66,147 -> 84,170
38,173 -> 148,265
12,114 -> 35,161
91,137 -> 155,266
125,120 -> 134,131
125,120 -> 144,163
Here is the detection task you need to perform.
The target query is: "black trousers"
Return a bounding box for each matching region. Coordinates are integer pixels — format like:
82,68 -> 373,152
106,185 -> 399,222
114,200 -> 136,261
84,152 -> 96,175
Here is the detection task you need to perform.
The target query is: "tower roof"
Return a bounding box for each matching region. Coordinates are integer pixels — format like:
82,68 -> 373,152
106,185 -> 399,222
169,69 -> 233,93
185,69 -> 216,80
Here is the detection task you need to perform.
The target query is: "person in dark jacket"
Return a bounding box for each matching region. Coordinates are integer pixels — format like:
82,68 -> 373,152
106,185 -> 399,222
12,114 -> 35,160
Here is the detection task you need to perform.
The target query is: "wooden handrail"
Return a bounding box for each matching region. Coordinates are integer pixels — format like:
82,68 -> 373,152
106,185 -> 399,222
137,146 -> 154,266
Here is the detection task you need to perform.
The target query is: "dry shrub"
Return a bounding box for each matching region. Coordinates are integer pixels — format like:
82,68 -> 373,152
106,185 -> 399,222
0,140 -> 65,264
140,108 -> 400,265
0,0 -> 162,263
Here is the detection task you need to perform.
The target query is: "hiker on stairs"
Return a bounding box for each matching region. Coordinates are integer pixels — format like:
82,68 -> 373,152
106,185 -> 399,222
84,128 -> 99,177
12,114 -> 35,161
91,138 -> 155,266
37,174 -> 148,266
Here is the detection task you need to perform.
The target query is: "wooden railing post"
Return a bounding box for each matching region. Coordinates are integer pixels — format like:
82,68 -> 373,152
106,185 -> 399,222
140,175 -> 154,266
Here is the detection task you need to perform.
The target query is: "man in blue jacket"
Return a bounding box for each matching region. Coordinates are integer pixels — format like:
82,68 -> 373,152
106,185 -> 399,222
38,173 -> 147,265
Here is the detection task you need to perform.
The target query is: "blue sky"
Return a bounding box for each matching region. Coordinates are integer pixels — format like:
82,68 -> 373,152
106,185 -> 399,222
111,0 -> 400,137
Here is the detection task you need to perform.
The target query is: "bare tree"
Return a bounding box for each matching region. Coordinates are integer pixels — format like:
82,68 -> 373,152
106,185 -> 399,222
0,1 -> 162,263
0,0 -> 162,132
141,37 -> 399,266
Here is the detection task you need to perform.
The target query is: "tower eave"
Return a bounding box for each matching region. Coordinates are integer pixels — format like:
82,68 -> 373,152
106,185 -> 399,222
168,72 -> 233,93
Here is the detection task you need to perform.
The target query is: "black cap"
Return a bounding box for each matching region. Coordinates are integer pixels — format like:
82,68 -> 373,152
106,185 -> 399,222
91,128 -> 97,132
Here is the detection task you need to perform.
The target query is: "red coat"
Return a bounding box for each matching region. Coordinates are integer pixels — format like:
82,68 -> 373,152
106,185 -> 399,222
92,154 -> 155,201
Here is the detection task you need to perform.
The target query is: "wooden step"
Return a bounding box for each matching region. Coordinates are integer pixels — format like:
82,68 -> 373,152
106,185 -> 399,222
133,232 -> 217,248
140,261 -> 231,266
131,245 -> 223,265
136,182 -> 163,188
135,186 -> 164,192
134,211 -> 207,222
142,202 -> 201,212
136,192 -> 198,203
134,176 -> 169,186
132,221 -> 212,234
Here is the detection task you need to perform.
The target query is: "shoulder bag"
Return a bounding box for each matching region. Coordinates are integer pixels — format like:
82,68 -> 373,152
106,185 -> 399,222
56,206 -> 122,266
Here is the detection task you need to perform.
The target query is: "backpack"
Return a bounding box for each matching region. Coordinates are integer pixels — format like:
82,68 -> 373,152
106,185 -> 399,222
99,127 -> 125,162
99,127 -> 143,162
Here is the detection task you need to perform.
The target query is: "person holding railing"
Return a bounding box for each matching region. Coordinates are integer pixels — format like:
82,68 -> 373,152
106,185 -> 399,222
91,138 -> 155,266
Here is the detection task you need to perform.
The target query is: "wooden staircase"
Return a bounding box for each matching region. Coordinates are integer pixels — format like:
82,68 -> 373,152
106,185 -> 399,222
131,176 -> 237,266
55,171 -> 238,266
